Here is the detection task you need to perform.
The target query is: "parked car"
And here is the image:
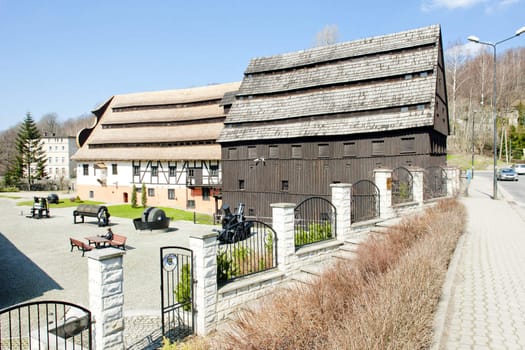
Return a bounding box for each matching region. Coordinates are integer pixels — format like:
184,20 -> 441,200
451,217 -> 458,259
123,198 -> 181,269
497,168 -> 519,181
511,163 -> 525,175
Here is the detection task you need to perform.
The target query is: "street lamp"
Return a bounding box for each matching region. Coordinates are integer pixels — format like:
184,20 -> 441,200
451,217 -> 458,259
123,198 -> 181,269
468,26 -> 525,200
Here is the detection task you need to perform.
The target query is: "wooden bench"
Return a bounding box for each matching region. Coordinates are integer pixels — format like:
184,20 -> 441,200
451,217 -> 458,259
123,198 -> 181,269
73,204 -> 110,227
109,234 -> 127,250
69,238 -> 93,257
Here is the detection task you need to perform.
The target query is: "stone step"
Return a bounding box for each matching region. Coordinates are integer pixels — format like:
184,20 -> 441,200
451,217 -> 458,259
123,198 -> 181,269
291,271 -> 319,285
332,249 -> 357,261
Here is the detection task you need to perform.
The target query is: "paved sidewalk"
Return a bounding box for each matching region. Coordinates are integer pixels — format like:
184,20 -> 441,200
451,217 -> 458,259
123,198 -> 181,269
433,173 -> 525,349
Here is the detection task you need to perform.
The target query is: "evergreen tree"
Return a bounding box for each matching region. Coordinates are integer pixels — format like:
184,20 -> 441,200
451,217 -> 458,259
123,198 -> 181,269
141,182 -> 147,207
7,113 -> 47,189
131,184 -> 138,208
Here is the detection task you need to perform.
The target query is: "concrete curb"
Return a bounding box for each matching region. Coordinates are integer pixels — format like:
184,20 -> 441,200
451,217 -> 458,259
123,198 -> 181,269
431,225 -> 468,350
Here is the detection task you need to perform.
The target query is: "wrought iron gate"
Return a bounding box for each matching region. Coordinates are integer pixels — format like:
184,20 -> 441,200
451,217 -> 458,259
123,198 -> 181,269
351,180 -> 380,223
0,300 -> 92,349
294,197 -> 336,249
424,166 -> 447,200
160,246 -> 194,341
392,166 -> 414,205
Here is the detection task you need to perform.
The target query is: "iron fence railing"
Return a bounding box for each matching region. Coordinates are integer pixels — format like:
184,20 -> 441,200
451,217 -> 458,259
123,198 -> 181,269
351,180 -> 380,223
294,197 -> 336,249
392,166 -> 414,205
0,300 -> 92,349
217,220 -> 277,284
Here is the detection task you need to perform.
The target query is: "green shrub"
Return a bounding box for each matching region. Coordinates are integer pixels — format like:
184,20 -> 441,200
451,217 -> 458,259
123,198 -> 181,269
217,250 -> 237,281
174,264 -> 192,311
131,184 -> 137,208
141,183 -> 147,208
295,222 -> 332,246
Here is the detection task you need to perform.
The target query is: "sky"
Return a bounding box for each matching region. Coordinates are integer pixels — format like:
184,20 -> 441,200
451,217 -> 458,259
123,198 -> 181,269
1,0 -> 524,132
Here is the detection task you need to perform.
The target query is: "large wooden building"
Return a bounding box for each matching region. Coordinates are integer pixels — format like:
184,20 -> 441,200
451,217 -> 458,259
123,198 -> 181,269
217,25 -> 449,218
72,82 -> 240,214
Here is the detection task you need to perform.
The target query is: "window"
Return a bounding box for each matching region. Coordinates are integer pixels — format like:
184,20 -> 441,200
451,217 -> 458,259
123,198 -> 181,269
318,144 -> 329,158
401,137 -> 415,153
248,146 -> 257,159
49,168 -> 53,174
238,179 -> 245,190
83,164 -> 89,176
202,188 -> 210,200
248,208 -> 255,216
48,157 -> 52,164
133,165 -> 140,176
187,200 -> 195,209
148,188 -> 155,197
281,180 -> 289,191
49,146 -> 52,151
112,164 -> 118,175
89,190 -> 94,198
404,74 -> 413,80
210,165 -> 219,177
372,140 -> 385,156
269,145 -> 279,158
151,166 -> 158,177
292,145 -> 302,159
62,146 -> 65,150
61,157 -> 64,164
169,166 -> 176,177
343,142 -> 356,157
168,189 -> 175,200
400,106 -> 409,112
228,148 -> 238,159
417,104 -> 425,111
188,169 -> 195,177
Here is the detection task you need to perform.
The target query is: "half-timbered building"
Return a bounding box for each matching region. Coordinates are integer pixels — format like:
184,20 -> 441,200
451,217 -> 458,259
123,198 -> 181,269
72,82 -> 240,214
217,25 -> 449,218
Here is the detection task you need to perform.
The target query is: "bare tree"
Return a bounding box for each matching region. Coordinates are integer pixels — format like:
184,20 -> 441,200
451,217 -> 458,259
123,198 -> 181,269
314,25 -> 339,47
38,112 -> 60,136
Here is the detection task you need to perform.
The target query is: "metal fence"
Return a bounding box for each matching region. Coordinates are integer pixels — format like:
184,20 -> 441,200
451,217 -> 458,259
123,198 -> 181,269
0,300 -> 92,349
351,180 -> 380,223
217,220 -> 277,284
294,197 -> 336,249
424,166 -> 447,200
160,246 -> 194,342
392,166 -> 414,205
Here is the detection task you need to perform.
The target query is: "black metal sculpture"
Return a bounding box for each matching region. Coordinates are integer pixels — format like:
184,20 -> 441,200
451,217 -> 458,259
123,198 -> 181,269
28,196 -> 50,219
215,203 -> 253,244
133,207 -> 170,231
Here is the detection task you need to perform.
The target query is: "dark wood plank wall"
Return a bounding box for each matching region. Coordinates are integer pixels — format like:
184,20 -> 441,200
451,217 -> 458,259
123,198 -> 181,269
221,128 -> 446,217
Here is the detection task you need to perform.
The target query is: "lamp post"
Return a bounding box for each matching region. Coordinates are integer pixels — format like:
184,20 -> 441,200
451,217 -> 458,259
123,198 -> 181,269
468,26 -> 525,200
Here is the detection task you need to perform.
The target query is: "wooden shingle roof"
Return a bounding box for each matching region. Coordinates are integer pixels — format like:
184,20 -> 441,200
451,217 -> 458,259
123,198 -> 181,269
72,82 -> 241,161
218,25 -> 443,143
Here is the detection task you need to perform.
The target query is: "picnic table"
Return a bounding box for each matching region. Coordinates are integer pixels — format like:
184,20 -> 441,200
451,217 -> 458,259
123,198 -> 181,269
85,236 -> 109,248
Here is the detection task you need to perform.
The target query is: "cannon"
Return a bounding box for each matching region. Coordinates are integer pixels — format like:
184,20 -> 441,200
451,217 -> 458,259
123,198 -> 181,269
133,207 -> 170,231
215,203 -> 253,244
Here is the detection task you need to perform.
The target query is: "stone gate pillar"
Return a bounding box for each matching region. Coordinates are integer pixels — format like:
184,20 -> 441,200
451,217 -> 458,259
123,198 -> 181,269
374,168 -> 394,219
410,167 -> 425,205
271,203 -> 296,273
88,249 -> 126,350
189,231 -> 218,336
330,183 -> 352,241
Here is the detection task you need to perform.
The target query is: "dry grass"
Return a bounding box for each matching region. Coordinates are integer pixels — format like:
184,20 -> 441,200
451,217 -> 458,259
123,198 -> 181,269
183,199 -> 466,350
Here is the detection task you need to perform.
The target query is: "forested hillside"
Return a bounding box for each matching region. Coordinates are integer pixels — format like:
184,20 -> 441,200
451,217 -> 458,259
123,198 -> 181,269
446,44 -> 525,160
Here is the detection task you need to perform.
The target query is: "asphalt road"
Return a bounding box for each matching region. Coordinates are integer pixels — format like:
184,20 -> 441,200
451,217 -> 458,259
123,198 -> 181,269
474,170 -> 525,207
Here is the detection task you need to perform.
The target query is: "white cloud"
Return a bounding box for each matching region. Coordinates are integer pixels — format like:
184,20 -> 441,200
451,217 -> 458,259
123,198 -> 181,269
421,0 -> 521,12
445,42 -> 487,60
421,0 -> 486,11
